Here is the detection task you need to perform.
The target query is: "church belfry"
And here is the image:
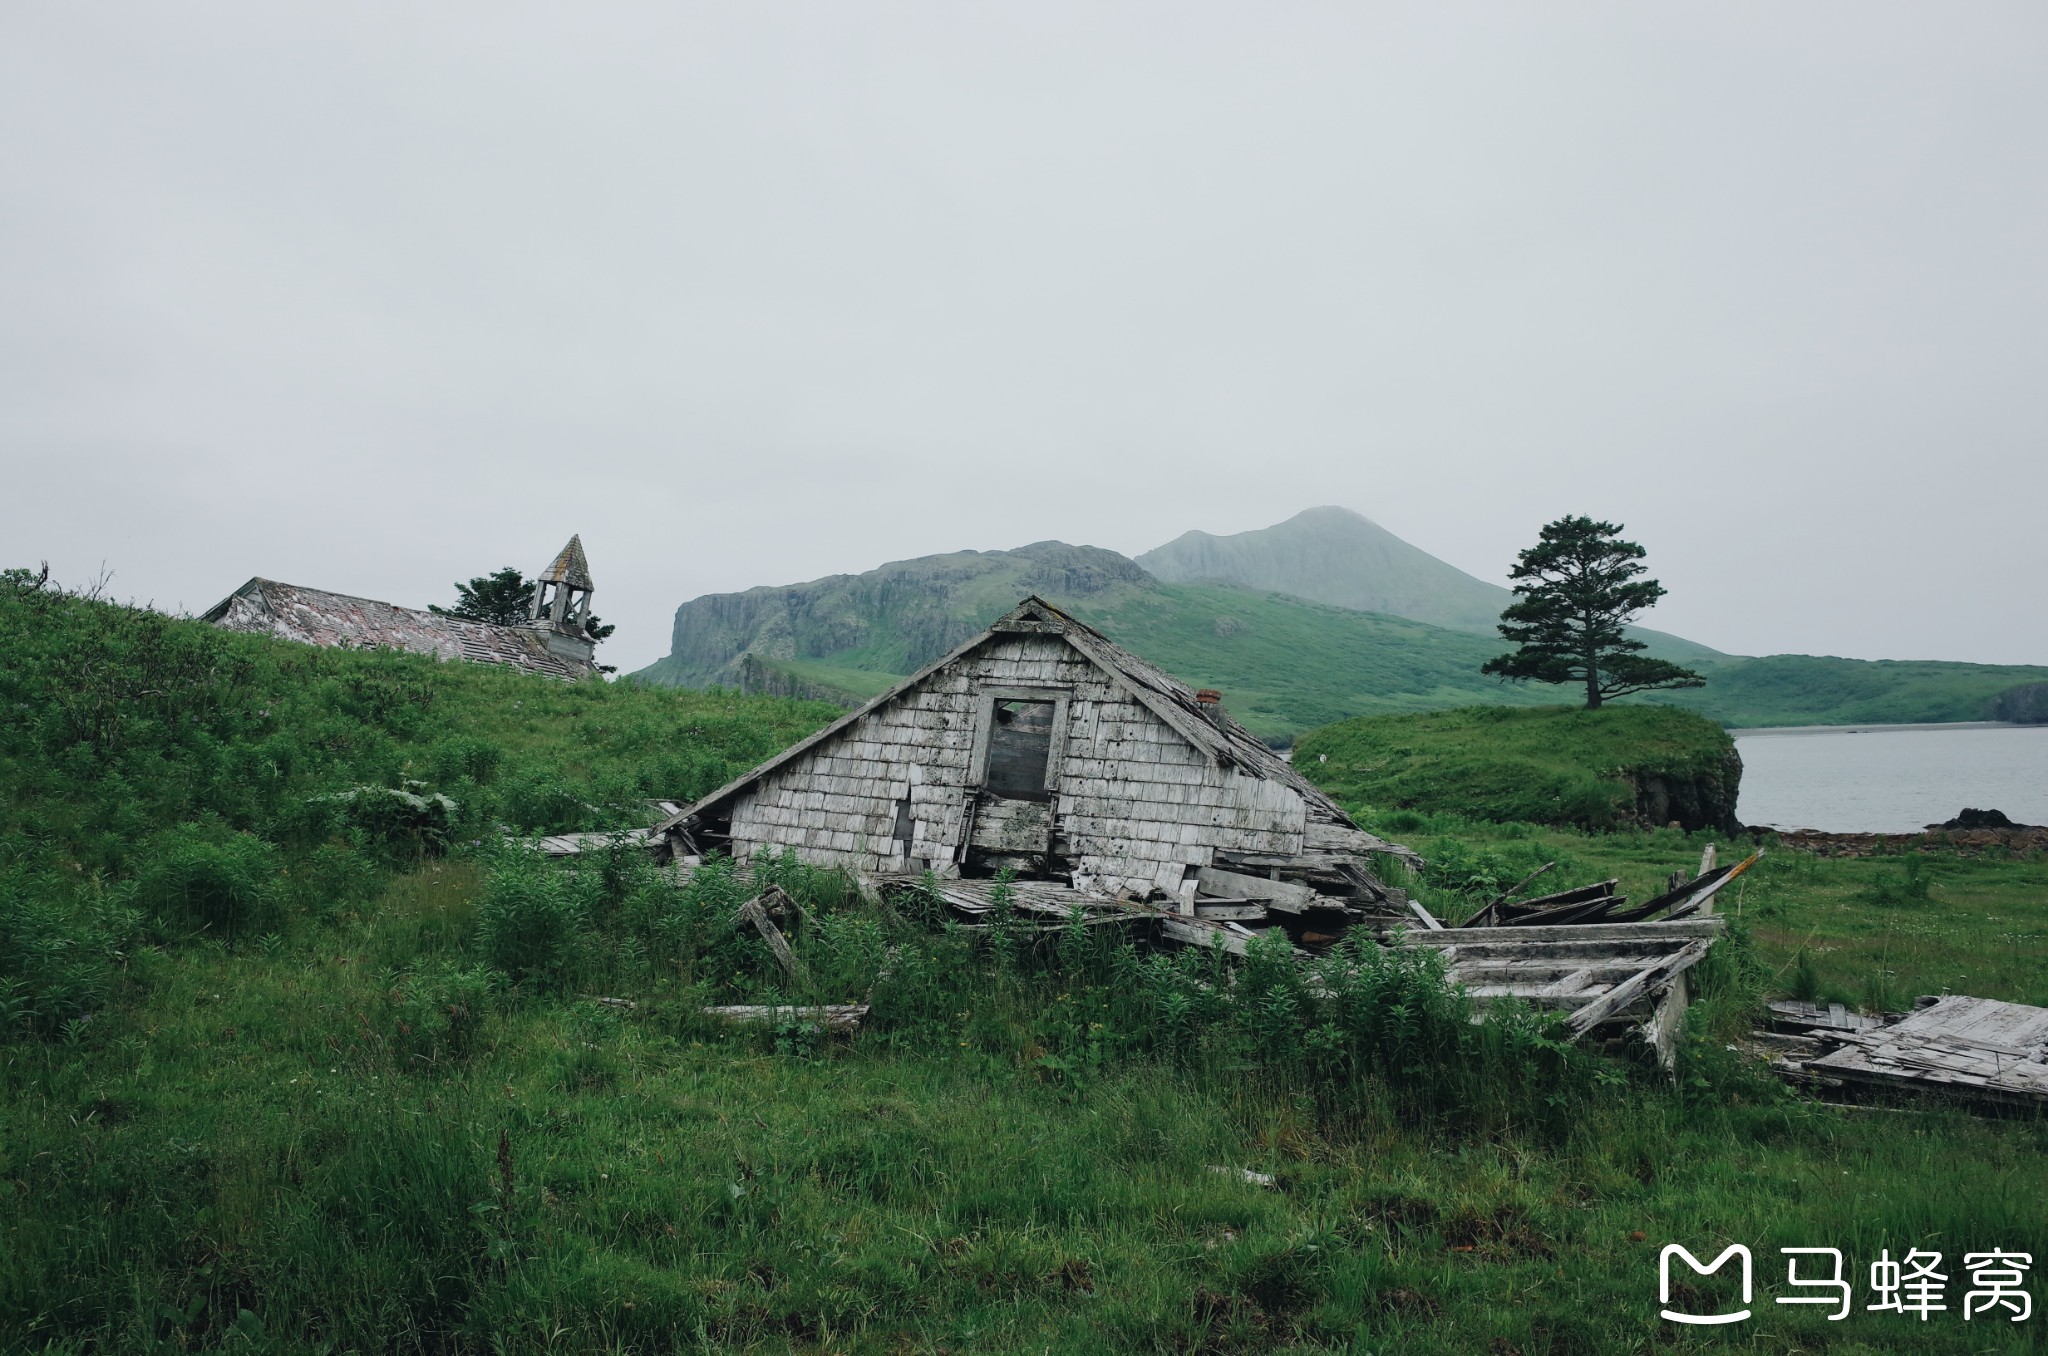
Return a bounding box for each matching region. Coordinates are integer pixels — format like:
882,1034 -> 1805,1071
530,534 -> 595,630
528,535 -> 598,665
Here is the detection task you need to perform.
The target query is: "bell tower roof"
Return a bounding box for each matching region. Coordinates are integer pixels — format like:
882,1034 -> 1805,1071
538,534 -> 593,591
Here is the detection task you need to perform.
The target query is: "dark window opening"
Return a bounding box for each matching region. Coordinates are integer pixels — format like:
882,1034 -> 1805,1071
891,796 -> 915,853
985,699 -> 1054,800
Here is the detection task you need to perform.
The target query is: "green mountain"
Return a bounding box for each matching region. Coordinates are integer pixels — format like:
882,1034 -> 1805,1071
631,541 -> 1575,740
1136,505 -> 1723,663
634,524 -> 2048,740
1137,506 -> 1510,633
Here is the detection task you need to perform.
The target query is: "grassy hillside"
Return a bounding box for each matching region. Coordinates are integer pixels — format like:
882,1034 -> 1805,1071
1294,705 -> 1743,830
6,570 -> 2048,1352
1660,653 -> 2048,728
636,538 -> 2046,740
1134,505 -> 1725,664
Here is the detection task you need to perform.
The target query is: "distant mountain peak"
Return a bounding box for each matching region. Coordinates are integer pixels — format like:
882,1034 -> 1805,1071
1136,507 -> 1511,634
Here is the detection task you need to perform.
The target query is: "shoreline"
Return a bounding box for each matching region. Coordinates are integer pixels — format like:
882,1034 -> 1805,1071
1727,720 -> 2037,737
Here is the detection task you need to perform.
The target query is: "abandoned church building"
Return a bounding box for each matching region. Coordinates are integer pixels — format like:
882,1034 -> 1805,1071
205,535 -> 604,681
658,597 -> 1418,916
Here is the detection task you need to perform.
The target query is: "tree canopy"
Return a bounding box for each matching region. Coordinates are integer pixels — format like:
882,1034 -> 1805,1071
430,566 -> 532,626
432,567 -> 615,642
1480,516 -> 1704,709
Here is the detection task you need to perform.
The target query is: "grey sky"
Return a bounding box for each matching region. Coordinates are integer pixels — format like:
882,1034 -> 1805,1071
4,2 -> 2044,674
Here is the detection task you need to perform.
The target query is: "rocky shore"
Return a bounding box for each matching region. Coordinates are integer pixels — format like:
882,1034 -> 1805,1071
1756,808 -> 2048,858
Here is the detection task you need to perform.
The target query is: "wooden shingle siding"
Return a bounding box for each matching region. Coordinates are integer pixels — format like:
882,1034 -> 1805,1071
701,603 -> 1376,899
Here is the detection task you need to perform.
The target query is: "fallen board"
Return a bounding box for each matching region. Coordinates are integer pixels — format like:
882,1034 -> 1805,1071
1804,995 -> 2048,1108
1397,917 -> 1723,1058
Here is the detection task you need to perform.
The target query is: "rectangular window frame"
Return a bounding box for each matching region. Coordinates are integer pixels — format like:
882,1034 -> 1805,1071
968,684 -> 1072,797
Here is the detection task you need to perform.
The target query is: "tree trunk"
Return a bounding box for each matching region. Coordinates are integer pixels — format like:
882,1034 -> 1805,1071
1585,658 -> 1602,709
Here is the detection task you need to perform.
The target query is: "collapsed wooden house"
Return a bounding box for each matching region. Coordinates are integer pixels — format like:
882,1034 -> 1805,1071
654,597 -> 1416,926
649,597 -> 1722,1056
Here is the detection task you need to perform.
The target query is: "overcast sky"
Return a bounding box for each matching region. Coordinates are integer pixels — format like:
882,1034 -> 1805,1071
4,3 -> 2044,674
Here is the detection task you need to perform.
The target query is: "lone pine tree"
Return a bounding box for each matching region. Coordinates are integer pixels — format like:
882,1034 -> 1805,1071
1481,516 -> 1704,709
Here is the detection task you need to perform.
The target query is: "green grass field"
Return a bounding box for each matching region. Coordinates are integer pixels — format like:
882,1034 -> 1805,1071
5,574 -> 2046,1353
1293,705 -> 1741,831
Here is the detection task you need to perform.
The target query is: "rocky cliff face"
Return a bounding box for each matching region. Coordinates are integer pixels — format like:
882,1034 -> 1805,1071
642,542 -> 1153,689
1623,745 -> 1744,834
1992,682 -> 2048,724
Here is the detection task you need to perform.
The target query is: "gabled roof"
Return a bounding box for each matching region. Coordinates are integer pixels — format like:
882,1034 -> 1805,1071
659,596 -> 1373,836
538,535 -> 593,590
203,578 -> 598,681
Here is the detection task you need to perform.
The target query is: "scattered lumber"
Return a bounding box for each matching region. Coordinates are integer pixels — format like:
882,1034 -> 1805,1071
1455,848 -> 1764,931
1462,861 -> 1556,927
1767,994 -> 2048,1112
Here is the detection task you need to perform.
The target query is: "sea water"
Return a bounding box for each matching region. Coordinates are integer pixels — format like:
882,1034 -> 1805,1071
1732,723 -> 2048,833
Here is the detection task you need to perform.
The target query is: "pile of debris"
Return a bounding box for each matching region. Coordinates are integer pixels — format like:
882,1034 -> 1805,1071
662,852 -> 1731,1069
1759,996 -> 2048,1112
1458,846 -> 1763,929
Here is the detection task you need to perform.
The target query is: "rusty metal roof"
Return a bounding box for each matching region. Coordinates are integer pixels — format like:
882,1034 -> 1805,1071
203,578 -> 598,681
537,534 -> 593,590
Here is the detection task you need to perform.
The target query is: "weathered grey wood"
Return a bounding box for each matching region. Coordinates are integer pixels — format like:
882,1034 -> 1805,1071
1408,899 -> 1445,930
1194,901 -> 1269,921
1564,938 -> 1714,1038
738,893 -> 808,983
702,1004 -> 868,1032
1803,995 -> 2048,1106
1660,851 -> 1764,922
1197,867 -> 1318,911
1399,918 -> 1724,947
1465,860 -> 1556,926
1639,970 -> 1688,1072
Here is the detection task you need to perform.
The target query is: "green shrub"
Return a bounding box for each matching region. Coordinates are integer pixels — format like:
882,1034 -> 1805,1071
307,782 -> 458,862
135,826 -> 281,941
287,843 -> 386,919
381,962 -> 498,1069
475,847 -> 585,987
0,876 -> 138,1038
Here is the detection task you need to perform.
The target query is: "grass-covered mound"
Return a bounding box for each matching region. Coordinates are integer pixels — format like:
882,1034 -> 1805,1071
1294,704 -> 1742,831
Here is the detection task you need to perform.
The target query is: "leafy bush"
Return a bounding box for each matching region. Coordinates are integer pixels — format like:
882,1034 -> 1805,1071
1860,856 -> 1933,906
0,876 -> 138,1038
308,782 -> 459,862
135,826 -> 281,941
381,962 -> 499,1069
475,846 -> 585,987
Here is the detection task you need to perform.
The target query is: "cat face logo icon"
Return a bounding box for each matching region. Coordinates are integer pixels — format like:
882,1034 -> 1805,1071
1661,1244 -> 1753,1325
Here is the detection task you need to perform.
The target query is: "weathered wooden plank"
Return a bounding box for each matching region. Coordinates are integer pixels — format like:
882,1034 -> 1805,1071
1196,867 -> 1318,912
702,1004 -> 868,1032
1398,918 -> 1724,947
1565,938 -> 1714,1038
739,892 -> 808,983
1194,901 -> 1269,921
